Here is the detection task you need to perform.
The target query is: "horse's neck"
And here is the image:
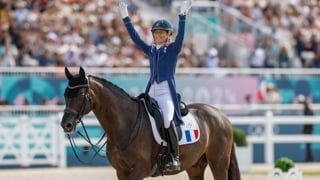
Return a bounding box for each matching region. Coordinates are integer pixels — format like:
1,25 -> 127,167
90,80 -> 141,145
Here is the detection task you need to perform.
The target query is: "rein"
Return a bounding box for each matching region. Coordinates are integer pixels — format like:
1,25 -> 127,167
67,132 -> 107,164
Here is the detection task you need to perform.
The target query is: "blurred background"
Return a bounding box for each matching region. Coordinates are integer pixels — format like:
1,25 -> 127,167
0,0 -> 319,176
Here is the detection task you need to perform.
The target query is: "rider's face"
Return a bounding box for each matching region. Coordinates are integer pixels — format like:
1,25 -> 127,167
153,30 -> 170,45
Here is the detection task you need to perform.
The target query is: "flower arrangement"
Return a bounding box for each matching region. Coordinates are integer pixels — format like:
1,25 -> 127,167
274,157 -> 295,172
268,157 -> 302,180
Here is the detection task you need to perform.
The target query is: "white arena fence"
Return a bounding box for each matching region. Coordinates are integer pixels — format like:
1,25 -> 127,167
0,67 -> 319,167
0,108 -> 319,168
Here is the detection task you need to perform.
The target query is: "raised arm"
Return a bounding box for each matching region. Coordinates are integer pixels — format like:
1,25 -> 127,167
173,0 -> 193,50
118,2 -> 150,54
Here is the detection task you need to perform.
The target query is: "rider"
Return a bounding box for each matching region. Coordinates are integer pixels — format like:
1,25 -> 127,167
118,0 -> 193,171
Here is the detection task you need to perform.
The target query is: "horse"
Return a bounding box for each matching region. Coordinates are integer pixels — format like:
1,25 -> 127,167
61,67 -> 241,180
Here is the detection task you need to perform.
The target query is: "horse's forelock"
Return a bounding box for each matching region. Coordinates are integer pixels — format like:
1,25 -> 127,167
64,74 -> 88,98
69,74 -> 86,86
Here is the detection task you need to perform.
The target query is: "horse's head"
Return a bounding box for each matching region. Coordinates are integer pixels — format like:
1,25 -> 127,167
61,67 -> 92,134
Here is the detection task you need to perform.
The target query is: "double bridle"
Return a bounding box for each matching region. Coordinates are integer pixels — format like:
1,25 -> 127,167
63,76 -> 144,163
64,77 -> 106,163
64,77 -> 91,122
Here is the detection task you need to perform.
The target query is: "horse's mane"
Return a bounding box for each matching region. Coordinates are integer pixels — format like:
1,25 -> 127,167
88,75 -> 138,101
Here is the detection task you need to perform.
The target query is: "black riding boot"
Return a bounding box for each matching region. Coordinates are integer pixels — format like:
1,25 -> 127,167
165,121 -> 180,171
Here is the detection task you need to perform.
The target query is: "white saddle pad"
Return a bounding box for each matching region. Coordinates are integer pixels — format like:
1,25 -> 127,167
147,112 -> 200,146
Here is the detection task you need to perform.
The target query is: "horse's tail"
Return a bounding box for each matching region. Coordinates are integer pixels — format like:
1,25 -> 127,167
228,143 -> 241,180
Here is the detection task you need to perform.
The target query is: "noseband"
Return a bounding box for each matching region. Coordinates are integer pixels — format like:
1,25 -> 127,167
64,77 -> 91,123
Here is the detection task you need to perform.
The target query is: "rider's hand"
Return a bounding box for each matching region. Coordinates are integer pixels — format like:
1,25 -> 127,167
180,0 -> 193,15
118,1 -> 129,18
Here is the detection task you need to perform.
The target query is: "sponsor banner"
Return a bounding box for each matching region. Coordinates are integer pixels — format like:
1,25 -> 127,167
176,76 -> 258,105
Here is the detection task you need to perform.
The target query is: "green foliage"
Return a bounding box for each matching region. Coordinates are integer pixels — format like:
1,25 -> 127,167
274,157 -> 295,172
233,127 -> 248,147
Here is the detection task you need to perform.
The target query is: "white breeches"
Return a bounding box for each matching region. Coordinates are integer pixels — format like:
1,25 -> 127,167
148,81 -> 174,128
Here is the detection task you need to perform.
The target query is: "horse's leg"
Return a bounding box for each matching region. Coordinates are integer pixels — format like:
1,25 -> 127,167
209,153 -> 229,180
186,155 -> 208,180
206,146 -> 231,180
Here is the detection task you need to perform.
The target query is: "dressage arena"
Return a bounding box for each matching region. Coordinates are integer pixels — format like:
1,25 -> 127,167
0,164 -> 319,180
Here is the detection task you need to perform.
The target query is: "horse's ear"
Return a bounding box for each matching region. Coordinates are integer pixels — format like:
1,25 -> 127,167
79,66 -> 86,78
65,67 -> 73,80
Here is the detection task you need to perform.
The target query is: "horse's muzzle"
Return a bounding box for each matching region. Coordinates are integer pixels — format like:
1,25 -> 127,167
61,117 -> 77,134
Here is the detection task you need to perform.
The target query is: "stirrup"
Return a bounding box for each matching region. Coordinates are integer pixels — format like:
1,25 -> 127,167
165,158 -> 180,171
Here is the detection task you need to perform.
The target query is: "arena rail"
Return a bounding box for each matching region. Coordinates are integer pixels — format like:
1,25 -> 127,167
65,112 -> 320,166
231,112 -> 320,163
1,110 -> 319,168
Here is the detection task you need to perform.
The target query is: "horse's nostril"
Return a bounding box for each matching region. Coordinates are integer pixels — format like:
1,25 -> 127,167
61,120 -> 74,132
66,122 -> 73,129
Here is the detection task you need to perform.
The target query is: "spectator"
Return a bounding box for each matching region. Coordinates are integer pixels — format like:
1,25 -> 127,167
250,2 -> 263,22
293,31 -> 305,67
0,98 -> 8,105
312,43 -> 320,68
0,98 -> 9,115
130,46 -> 149,67
0,31 -> 17,66
243,94 -> 258,116
36,49 -> 56,66
41,97 -> 50,105
250,45 -> 266,68
88,44 -> 112,67
264,83 -> 281,104
297,94 -> 314,162
201,47 -> 220,68
263,37 -> 279,68
302,33 -> 318,67
278,44 -> 291,68
264,83 -> 282,115
14,1 -> 29,28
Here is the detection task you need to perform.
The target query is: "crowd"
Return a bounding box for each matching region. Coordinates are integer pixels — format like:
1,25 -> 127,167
0,0 -> 319,68
233,0 -> 320,68
0,0 -> 151,67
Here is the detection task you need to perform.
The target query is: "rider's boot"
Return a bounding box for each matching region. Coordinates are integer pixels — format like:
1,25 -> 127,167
165,121 -> 180,171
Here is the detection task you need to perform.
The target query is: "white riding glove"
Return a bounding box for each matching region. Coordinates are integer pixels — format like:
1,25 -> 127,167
118,1 -> 129,18
180,0 -> 193,15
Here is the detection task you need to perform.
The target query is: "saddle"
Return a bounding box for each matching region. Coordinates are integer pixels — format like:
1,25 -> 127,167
137,93 -> 188,140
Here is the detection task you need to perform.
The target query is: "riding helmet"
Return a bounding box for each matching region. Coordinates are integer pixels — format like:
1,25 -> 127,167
151,19 -> 173,33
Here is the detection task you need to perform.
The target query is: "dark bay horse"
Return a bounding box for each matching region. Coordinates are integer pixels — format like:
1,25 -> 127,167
61,67 -> 240,180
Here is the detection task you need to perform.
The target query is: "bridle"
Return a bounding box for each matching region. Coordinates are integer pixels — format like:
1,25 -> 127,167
64,76 -> 91,122
64,76 -> 107,163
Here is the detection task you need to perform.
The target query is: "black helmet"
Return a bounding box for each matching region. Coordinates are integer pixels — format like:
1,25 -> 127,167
151,19 -> 173,33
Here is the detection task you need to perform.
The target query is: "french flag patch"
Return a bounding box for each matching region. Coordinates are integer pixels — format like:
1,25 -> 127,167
184,129 -> 199,142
